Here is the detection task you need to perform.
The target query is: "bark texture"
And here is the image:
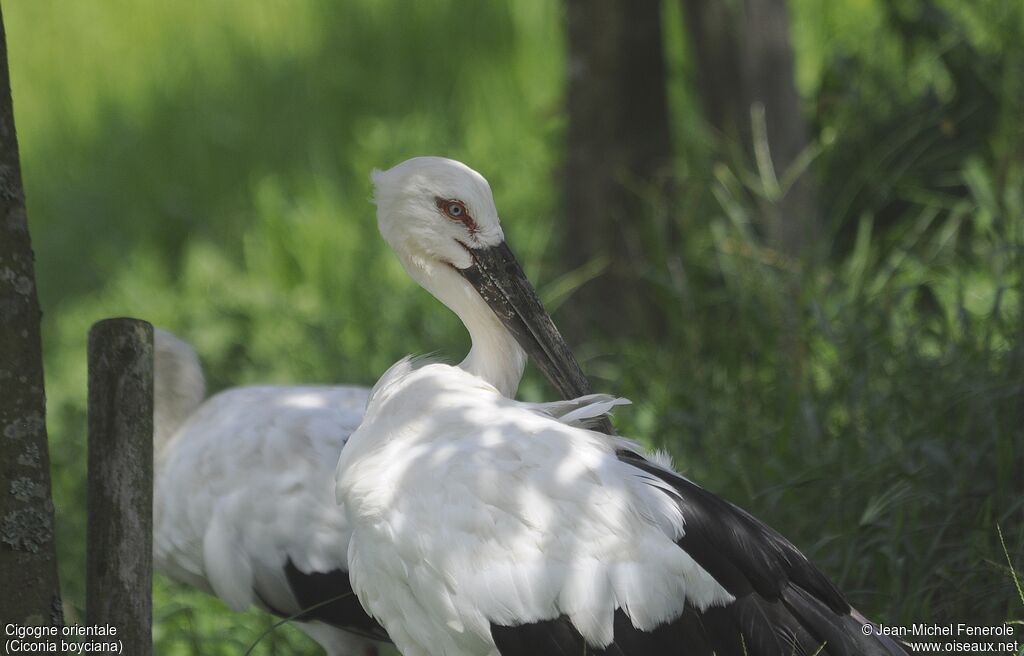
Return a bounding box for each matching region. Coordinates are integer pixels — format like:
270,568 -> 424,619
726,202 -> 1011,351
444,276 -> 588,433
86,319 -> 153,655
0,2 -> 64,631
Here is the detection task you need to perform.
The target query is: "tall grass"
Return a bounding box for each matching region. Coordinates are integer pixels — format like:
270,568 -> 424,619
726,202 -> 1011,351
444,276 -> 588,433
607,153 -> 1023,624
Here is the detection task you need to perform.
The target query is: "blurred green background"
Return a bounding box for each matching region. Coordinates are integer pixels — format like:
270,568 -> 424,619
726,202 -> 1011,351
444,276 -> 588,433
5,0 -> 1022,653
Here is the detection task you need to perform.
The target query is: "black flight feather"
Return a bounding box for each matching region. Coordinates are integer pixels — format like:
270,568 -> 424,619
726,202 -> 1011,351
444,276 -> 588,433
281,559 -> 390,643
491,450 -> 908,656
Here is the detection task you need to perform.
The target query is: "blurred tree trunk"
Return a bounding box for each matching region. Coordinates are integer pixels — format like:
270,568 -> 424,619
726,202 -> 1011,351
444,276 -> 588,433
683,0 -> 744,137
0,4 -> 64,631
742,0 -> 818,259
683,0 -> 814,384
740,0 -> 814,383
683,0 -> 818,259
563,0 -> 673,338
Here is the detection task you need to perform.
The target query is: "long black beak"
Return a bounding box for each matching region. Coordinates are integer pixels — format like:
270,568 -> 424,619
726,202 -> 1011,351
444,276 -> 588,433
458,242 -> 614,434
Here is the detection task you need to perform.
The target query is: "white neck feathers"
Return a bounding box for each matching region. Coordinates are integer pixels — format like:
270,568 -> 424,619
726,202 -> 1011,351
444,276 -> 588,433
401,253 -> 526,397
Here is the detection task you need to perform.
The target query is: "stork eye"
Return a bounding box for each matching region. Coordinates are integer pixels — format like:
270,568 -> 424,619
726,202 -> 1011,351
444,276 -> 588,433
434,197 -> 478,235
435,197 -> 472,224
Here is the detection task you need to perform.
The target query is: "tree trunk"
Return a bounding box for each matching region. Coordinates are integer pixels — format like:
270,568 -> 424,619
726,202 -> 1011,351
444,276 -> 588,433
0,3 -> 65,632
742,0 -> 818,259
682,0 -> 744,137
683,0 -> 818,259
563,0 -> 673,338
683,0 -> 814,383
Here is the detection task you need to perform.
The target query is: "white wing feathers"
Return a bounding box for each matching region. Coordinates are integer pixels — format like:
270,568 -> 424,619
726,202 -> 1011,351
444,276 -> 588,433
201,501 -> 254,611
153,328 -> 206,451
526,393 -> 631,427
154,384 -> 369,615
337,364 -> 734,654
153,331 -> 395,656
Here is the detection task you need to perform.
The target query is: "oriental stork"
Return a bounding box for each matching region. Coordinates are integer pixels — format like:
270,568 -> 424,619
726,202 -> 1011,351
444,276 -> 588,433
334,156 -> 909,656
152,321 -> 612,654
152,331 -> 388,656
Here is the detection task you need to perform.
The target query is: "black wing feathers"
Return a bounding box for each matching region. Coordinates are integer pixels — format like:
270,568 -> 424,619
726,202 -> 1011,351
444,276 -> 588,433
491,616 -> 590,656
617,449 -> 848,614
282,559 -> 390,642
780,586 -> 909,656
492,604 -> 821,656
492,450 -> 907,656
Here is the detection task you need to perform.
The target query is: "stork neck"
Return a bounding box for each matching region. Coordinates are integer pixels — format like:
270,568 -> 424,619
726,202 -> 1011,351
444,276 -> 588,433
458,301 -> 527,398
408,255 -> 526,397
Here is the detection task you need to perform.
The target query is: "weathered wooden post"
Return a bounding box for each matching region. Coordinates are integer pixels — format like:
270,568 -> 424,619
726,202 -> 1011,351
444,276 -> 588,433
86,318 -> 154,655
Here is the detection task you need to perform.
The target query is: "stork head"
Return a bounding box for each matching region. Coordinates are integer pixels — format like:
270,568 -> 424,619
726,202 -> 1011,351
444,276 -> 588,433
371,156 -> 593,401
373,156 -> 505,270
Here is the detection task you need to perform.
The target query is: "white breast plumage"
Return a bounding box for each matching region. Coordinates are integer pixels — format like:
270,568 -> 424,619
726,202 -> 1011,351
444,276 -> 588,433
338,363 -> 732,654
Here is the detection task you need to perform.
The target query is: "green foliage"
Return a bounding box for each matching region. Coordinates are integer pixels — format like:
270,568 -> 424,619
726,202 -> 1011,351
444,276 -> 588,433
4,0 -> 1021,652
611,154 -> 1023,624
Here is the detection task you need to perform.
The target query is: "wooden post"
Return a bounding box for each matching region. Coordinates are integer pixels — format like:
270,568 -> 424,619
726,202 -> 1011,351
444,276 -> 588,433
86,318 -> 154,655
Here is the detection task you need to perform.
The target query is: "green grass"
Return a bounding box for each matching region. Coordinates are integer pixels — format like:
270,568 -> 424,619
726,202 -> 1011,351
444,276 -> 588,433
4,0 -> 1022,653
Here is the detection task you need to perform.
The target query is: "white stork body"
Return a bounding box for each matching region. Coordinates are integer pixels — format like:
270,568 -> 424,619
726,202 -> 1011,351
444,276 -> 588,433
338,361 -> 724,655
335,157 -> 908,656
152,331 -> 388,656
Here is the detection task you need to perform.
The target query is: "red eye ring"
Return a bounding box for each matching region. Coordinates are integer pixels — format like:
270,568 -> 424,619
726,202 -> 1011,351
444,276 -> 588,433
434,197 -> 480,235
436,197 -> 469,220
